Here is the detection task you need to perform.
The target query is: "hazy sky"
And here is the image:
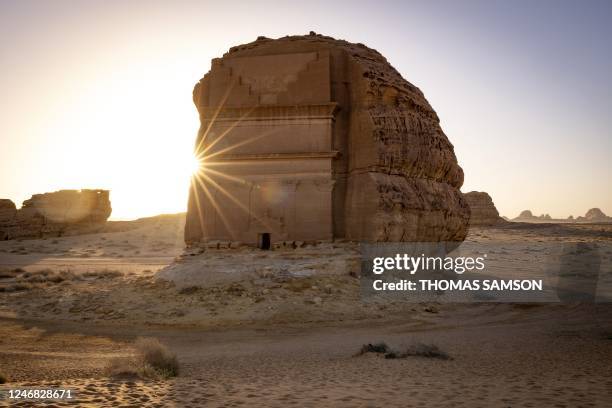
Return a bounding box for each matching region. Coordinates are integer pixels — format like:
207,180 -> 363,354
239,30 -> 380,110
1,0 -> 610,219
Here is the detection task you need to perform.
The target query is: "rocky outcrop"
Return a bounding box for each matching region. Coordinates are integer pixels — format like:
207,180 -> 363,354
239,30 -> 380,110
512,208 -> 612,223
463,191 -> 505,227
0,190 -> 111,240
0,200 -> 17,239
577,208 -> 612,223
516,210 -> 534,220
186,33 -> 469,245
513,210 -> 551,222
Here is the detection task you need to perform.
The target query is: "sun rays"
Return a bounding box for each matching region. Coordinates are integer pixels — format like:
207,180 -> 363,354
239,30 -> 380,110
189,80 -> 285,242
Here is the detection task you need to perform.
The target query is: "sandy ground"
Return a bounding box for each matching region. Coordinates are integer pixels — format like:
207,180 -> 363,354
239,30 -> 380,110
0,216 -> 611,407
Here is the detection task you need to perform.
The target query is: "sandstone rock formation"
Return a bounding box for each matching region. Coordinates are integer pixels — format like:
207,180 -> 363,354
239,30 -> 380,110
511,208 -> 612,224
463,191 -> 505,227
0,190 -> 111,240
513,210 -> 553,222
577,208 -> 612,223
516,210 -> 535,220
185,33 -> 469,246
0,199 -> 17,216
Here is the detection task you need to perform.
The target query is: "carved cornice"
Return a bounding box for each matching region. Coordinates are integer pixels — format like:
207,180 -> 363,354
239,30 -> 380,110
205,151 -> 340,162
199,103 -> 339,123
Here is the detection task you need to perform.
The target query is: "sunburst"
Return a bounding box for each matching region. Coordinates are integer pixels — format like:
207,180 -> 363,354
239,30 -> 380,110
189,82 -> 284,241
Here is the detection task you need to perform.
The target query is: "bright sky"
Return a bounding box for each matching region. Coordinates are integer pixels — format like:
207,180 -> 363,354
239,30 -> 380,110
1,0 -> 610,220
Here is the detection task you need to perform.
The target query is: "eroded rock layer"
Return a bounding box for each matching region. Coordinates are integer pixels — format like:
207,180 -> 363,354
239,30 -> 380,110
186,33 -> 469,245
463,191 -> 505,227
0,190 -> 111,240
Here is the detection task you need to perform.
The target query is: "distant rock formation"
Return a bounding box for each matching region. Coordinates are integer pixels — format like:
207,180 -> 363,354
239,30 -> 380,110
577,208 -> 612,223
513,208 -> 611,223
513,210 -> 552,222
513,210 -> 533,222
0,190 -> 111,240
463,191 -> 505,227
186,33 -> 470,246
517,210 -> 534,219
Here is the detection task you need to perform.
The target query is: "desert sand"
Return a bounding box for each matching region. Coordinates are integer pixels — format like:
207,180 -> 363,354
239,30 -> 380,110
1,215 -> 611,407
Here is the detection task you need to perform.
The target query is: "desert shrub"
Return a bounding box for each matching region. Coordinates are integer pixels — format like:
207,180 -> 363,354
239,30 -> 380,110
45,271 -> 71,283
0,269 -> 18,279
20,269 -> 76,284
82,269 -> 121,279
387,343 -> 451,360
356,342 -> 389,356
0,267 -> 26,279
21,269 -> 52,283
106,337 -> 179,380
0,372 -> 7,384
105,358 -> 140,379
135,337 -> 179,377
0,282 -> 33,292
178,286 -> 200,295
356,342 -> 451,360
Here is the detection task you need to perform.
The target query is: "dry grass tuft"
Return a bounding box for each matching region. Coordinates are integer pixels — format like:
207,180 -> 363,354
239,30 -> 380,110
82,269 -> 122,279
0,267 -> 120,292
356,342 -> 390,356
0,282 -> 33,292
386,343 -> 452,360
21,269 -> 77,284
356,342 -> 451,360
0,268 -> 20,279
135,337 -> 179,377
178,286 -> 200,295
106,337 -> 179,380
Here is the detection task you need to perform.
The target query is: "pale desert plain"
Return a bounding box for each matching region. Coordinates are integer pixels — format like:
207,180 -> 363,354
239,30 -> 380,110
0,214 -> 611,407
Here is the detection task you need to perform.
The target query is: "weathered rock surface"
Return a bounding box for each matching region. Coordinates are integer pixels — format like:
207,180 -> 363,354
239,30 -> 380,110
463,191 -> 505,227
186,33 -> 469,245
0,190 -> 111,240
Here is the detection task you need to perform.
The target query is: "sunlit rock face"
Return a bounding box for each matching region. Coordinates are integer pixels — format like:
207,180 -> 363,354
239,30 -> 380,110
0,190 -> 111,240
463,191 -> 505,227
186,33 -> 469,246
